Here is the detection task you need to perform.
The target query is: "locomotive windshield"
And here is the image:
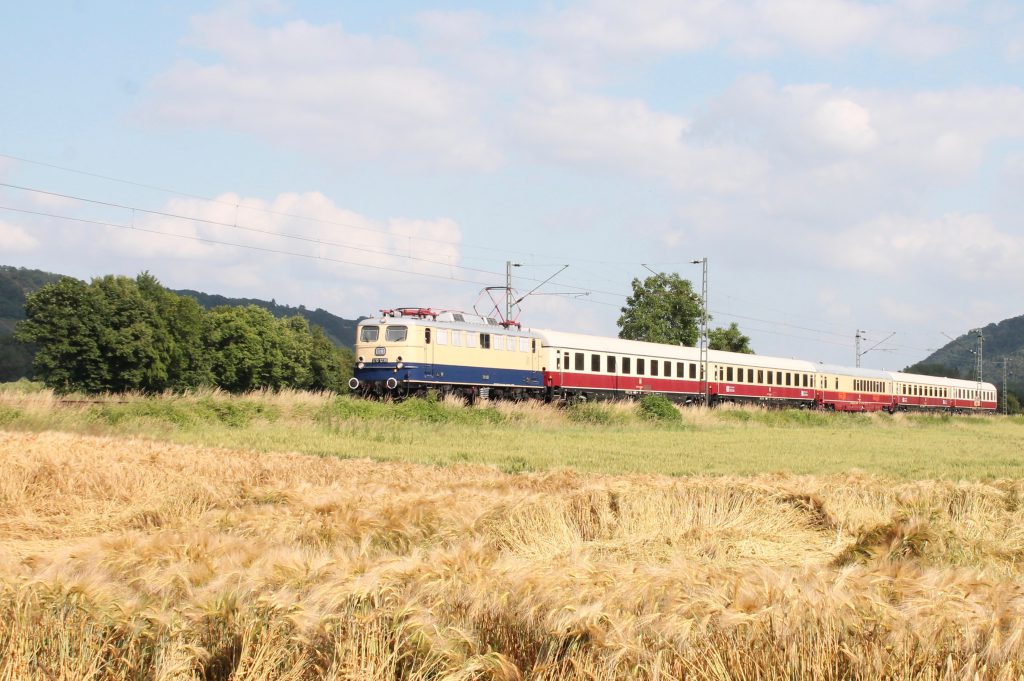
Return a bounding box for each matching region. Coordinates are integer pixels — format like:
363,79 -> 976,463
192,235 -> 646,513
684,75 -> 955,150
360,326 -> 379,342
385,326 -> 408,342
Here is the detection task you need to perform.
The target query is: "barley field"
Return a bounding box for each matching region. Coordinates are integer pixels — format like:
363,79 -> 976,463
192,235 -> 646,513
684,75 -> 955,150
2,387 -> 1024,679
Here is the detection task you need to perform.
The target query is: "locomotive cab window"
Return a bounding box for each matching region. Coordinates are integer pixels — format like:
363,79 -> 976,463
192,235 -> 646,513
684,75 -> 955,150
360,326 -> 379,342
385,326 -> 408,342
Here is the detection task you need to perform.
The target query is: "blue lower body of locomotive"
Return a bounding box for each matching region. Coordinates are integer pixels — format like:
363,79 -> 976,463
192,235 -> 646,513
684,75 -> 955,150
355,362 -> 543,388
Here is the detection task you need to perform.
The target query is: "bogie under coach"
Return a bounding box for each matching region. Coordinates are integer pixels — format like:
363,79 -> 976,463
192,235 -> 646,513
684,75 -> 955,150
350,308 -> 998,413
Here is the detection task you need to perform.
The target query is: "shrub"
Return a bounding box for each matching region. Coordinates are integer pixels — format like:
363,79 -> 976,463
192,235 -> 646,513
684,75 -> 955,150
637,394 -> 680,422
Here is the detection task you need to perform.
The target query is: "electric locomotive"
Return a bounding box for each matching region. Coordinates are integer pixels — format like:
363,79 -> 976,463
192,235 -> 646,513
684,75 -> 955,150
349,308 -> 545,400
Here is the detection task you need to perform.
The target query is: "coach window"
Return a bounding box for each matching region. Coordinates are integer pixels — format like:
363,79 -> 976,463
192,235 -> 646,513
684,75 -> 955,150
784,373 -> 791,386
775,371 -> 782,385
563,352 -> 569,369
651,361 -> 659,377
663,361 -> 670,377
689,363 -> 697,379
575,353 -> 584,371
637,359 -> 646,375
480,333 -> 491,349
556,355 -> 561,370
747,369 -> 754,383
726,366 -> 733,382
622,357 -> 631,374
607,356 -> 617,373
592,354 -> 601,372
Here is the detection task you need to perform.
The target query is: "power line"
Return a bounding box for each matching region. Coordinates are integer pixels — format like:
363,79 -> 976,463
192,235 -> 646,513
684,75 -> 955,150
0,180 -> 636,300
0,182 -> 506,279
0,205 -> 491,286
0,204 -> 633,311
0,156 -> 963,358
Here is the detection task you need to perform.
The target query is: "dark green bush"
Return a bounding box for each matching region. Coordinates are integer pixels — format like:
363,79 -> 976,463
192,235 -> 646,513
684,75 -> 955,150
637,395 -> 680,422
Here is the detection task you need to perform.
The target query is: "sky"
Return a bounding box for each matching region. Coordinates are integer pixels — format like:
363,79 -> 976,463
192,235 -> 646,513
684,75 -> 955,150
1,0 -> 1022,369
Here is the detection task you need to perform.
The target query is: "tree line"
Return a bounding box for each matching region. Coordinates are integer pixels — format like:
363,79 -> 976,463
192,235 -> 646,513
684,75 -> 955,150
15,273 -> 353,394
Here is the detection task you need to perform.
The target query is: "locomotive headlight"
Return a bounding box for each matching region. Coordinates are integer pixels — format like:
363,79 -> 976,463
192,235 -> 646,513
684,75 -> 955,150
397,362 -> 404,369
357,362 -> 365,369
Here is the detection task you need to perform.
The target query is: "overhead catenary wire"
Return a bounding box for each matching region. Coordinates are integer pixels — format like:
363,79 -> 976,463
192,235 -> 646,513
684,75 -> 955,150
0,205 -> 491,286
0,181 -> 638,301
0,156 -> 971,358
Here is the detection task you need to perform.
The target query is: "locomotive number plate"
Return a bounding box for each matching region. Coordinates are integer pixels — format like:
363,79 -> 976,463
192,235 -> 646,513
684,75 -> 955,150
371,358 -> 388,363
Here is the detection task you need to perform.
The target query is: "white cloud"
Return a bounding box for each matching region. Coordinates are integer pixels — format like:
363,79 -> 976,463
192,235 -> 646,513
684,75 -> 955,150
535,0 -> 964,58
110,192 -> 464,283
828,213 -> 1024,281
0,220 -> 39,252
810,98 -> 878,154
139,9 -> 500,170
415,10 -> 493,49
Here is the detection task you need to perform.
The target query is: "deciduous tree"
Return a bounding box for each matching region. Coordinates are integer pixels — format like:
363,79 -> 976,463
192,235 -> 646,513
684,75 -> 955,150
617,273 -> 705,346
709,323 -> 754,354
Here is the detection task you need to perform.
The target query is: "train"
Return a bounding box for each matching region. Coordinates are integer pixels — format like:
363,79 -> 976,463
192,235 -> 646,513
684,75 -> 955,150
349,307 -> 998,413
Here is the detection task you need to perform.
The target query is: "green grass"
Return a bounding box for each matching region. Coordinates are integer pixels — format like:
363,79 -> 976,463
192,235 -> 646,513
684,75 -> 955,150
1,391 -> 1023,479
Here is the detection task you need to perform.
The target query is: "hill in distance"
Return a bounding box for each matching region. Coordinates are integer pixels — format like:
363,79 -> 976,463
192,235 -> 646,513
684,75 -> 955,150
905,314 -> 1024,396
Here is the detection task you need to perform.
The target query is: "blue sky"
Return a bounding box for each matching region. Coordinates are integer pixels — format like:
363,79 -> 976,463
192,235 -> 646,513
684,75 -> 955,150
2,0 -> 1023,368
